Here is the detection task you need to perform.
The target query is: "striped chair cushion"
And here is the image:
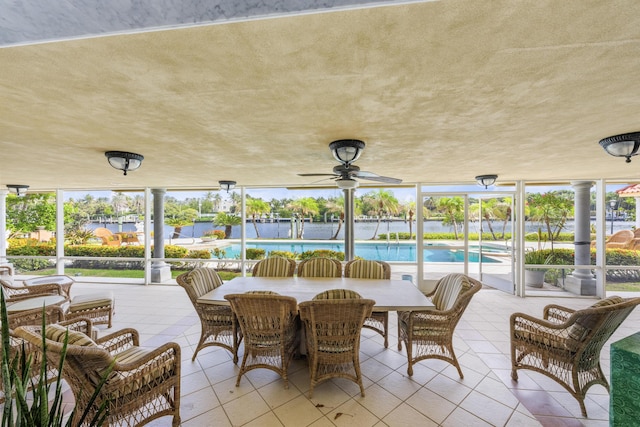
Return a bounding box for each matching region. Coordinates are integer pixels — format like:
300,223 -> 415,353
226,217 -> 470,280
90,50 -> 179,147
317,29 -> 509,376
45,323 -> 96,347
347,260 -> 385,279
431,274 -> 468,311
299,258 -> 341,277
245,290 -> 280,295
187,268 -> 224,296
253,257 -> 294,277
312,289 -> 362,300
68,291 -> 114,312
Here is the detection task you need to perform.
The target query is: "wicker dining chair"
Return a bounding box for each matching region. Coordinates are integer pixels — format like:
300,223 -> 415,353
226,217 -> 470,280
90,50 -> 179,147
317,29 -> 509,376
298,289 -> 374,397
344,259 -> 391,347
15,324 -> 181,427
297,257 -> 342,278
511,295 -> 640,417
398,273 -> 482,377
252,256 -> 297,277
177,268 -> 241,362
224,291 -> 299,388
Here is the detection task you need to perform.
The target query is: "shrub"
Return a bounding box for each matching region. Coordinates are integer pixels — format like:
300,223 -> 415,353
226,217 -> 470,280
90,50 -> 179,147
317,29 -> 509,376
246,248 -> 266,260
299,250 -> 344,261
267,250 -> 297,259
213,230 -> 226,240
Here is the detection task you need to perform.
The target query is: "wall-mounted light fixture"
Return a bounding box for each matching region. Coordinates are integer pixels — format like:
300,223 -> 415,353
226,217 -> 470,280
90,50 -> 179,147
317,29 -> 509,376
6,184 -> 29,196
329,139 -> 365,167
475,174 -> 498,189
219,180 -> 236,192
599,131 -> 640,163
105,151 -> 144,175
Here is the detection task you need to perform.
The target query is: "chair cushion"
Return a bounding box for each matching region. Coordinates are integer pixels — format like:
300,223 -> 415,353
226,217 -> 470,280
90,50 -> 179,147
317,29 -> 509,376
68,291 -> 114,312
348,260 -> 385,279
187,268 -> 223,296
312,289 -> 362,300
45,323 -> 97,347
431,274 -> 466,311
567,296 -> 624,344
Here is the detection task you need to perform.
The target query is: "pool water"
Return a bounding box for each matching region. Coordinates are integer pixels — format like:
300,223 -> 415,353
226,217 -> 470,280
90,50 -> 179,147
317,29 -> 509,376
219,242 -> 502,263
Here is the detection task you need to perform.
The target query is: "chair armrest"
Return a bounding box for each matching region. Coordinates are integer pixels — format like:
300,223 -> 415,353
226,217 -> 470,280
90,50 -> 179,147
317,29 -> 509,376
511,311 -> 574,339
14,283 -> 65,297
543,304 -> 576,323
97,328 -> 139,353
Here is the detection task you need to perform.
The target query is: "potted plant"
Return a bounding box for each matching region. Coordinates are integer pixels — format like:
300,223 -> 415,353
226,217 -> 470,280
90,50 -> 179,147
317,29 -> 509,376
201,229 -> 219,242
524,249 -> 554,288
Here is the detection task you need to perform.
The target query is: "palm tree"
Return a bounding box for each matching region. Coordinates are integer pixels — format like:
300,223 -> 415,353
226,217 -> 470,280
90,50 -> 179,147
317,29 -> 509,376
403,201 -> 416,239
287,197 -> 319,239
245,198 -> 271,238
363,189 -> 400,240
213,212 -> 242,239
325,196 -> 345,240
437,197 -> 464,239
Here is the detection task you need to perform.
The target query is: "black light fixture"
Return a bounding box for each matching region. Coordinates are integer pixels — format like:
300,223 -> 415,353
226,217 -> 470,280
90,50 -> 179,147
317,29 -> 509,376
475,174 -> 498,189
599,131 -> 640,163
105,151 -> 144,175
219,180 -> 236,192
6,184 -> 29,196
329,139 -> 365,167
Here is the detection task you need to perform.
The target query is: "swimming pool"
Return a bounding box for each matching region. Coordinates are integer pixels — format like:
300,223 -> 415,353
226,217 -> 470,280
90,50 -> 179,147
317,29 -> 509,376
218,242 -> 502,263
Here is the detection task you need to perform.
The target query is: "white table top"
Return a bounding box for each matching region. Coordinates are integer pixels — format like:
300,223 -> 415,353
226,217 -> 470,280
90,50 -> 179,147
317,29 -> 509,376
197,277 -> 434,311
6,295 -> 67,313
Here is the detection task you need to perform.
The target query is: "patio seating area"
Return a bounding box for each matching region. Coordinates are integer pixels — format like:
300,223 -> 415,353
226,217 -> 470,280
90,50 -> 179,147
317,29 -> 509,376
44,280 -> 638,426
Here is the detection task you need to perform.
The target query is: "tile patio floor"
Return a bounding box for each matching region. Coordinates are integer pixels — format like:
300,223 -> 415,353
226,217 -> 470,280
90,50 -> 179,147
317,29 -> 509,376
64,280 -> 639,427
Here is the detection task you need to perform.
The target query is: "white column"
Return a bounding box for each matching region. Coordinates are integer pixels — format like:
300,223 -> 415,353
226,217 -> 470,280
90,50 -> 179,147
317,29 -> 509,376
150,188 -> 171,283
0,190 -> 7,263
56,189 -> 64,274
564,181 -> 596,296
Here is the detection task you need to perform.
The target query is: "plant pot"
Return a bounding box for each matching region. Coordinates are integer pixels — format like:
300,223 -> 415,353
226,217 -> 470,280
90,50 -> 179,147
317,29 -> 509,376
525,269 -> 546,288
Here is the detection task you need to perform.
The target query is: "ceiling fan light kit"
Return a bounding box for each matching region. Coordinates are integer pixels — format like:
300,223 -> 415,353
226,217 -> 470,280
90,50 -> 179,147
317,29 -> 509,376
599,131 -> 640,163
336,178 -> 359,190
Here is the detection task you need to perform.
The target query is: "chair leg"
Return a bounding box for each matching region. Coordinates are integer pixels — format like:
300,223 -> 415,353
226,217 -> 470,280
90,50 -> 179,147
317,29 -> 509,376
383,314 -> 389,348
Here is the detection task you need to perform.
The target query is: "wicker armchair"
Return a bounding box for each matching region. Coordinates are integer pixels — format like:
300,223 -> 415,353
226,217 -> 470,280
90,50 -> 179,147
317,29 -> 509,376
1,311 -> 93,404
398,273 -> 482,377
252,256 -> 297,277
590,229 -> 634,249
225,291 -> 299,388
1,278 -> 66,304
177,268 -> 241,362
297,257 -> 342,278
344,259 -> 391,347
298,289 -> 374,397
511,295 -> 640,417
15,324 -> 181,427
94,227 -> 122,246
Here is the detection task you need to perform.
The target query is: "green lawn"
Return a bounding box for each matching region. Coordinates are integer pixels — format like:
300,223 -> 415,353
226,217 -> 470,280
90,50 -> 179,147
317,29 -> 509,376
32,268 -> 242,281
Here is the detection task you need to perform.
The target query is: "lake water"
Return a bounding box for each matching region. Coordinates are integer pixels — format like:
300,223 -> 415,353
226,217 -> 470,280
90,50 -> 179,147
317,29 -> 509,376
92,219 -> 634,241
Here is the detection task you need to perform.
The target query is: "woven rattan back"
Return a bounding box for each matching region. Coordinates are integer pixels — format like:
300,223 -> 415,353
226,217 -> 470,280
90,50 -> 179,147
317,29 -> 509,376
298,296 -> 375,397
225,292 -> 299,388
344,259 -> 390,279
177,268 -> 224,301
297,257 -> 342,278
252,257 -> 297,277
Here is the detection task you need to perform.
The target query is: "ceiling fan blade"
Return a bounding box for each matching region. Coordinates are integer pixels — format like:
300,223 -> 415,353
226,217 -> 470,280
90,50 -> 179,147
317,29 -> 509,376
298,173 -> 339,177
354,171 -> 403,184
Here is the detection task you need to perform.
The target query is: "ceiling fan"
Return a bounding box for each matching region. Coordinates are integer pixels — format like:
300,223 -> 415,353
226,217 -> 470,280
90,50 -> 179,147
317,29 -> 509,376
298,139 -> 402,189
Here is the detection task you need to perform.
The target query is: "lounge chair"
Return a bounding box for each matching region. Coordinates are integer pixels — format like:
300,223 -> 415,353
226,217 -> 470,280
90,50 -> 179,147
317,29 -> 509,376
93,227 -> 122,246
590,229 -> 634,249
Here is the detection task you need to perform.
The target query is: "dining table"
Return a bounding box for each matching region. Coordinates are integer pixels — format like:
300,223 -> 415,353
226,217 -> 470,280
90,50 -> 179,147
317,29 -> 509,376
197,276 -> 434,311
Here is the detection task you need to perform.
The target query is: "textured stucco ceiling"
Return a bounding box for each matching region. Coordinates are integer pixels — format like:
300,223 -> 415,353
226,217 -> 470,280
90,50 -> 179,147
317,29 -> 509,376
2,1 -> 640,192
